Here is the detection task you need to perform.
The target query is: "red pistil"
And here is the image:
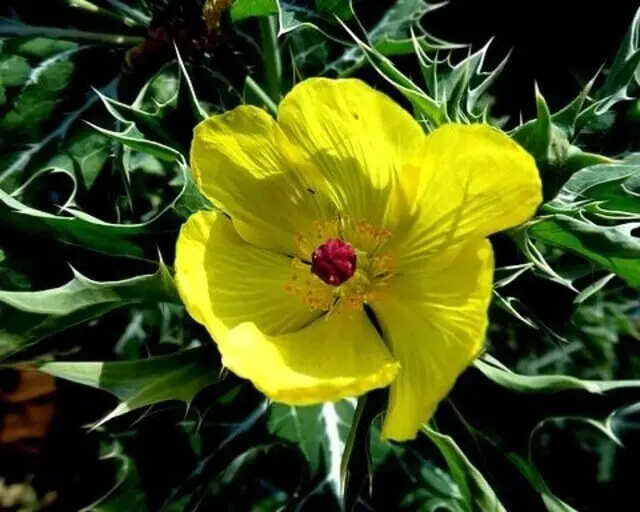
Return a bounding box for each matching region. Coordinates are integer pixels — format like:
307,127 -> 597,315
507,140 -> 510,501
311,238 -> 357,286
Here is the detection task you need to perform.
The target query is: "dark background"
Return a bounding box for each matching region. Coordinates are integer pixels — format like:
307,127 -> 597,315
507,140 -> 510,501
422,0 -> 640,119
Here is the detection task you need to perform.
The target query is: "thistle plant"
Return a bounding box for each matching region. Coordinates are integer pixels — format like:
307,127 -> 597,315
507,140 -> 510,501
1,1 -> 640,511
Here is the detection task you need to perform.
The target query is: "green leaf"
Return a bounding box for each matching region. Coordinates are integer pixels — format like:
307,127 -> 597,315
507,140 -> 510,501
503,414 -> 620,512
14,38 -> 77,60
268,400 -> 355,499
38,347 -> 218,425
528,215 -> 640,287
172,164 -> 214,219
92,90 -> 179,152
0,187 -> 152,260
0,154 -> 202,261
543,161 -> 640,217
50,125 -> 111,189
0,55 -> 31,88
511,85 -> 573,170
410,37 -> 507,124
506,453 -> 577,512
338,19 -> 445,127
314,0 -> 352,20
551,72 -> 598,136
422,425 -> 507,512
211,443 -> 306,510
84,122 -> 184,163
325,0 -> 462,76
173,43 -> 208,123
573,273 -> 616,304
83,438 -> 148,512
518,157 -> 640,289
593,9 -> 640,107
278,1 -> 322,36
0,265 -> 177,359
0,266 -> 177,315
0,78 -> 107,192
475,355 -> 640,394
231,0 -> 279,22
364,425 -> 465,512
338,394 -> 466,512
0,41 -> 79,145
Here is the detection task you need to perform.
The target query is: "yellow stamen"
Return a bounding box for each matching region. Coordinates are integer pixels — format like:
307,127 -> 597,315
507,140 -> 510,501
295,219 -> 341,257
285,258 -> 334,311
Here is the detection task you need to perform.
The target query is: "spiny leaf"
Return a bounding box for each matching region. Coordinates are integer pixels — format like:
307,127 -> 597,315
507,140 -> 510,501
0,74 -> 109,192
573,8 -> 640,130
211,443 -> 306,509
528,216 -> 640,288
413,38 -> 507,123
81,437 -> 148,512
476,355 -> 640,394
337,19 -> 445,127
92,89 -> 178,151
543,160 -> 640,218
278,1 -> 328,37
341,396 -> 465,512
510,80 -> 617,177
268,400 -> 355,500
315,0 -> 352,20
588,9 -> 640,116
325,0 -> 461,76
0,265 -> 177,359
506,453 -> 577,512
45,124 -> 111,189
173,42 -> 208,123
0,40 -> 80,145
507,414 -> 625,512
0,186 -> 164,261
0,265 -> 177,315
512,85 -> 556,164
422,425 -> 507,512
37,347 -> 218,426
519,156 -> 640,288
84,122 -> 184,163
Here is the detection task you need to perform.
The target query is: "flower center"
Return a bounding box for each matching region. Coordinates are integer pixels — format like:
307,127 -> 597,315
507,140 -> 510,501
311,238 -> 357,286
286,219 -> 396,312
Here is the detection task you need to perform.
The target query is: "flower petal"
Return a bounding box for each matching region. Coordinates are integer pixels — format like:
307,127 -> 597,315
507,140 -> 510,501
220,306 -> 400,405
190,105 -> 333,254
174,210 -> 320,340
278,78 -> 424,230
372,238 -> 494,441
395,123 -> 541,269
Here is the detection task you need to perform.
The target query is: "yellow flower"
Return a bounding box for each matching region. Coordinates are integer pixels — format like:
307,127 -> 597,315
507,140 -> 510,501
175,78 -> 542,441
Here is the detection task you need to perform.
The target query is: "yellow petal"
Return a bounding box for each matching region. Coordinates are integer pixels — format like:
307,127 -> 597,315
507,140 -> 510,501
220,306 -> 400,405
174,210 -> 320,341
372,238 -> 494,441
395,123 -> 541,269
278,78 -> 424,231
190,105 -> 333,255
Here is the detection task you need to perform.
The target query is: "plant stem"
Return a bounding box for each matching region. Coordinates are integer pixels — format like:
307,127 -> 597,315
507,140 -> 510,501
0,25 -> 144,46
102,0 -> 151,26
259,15 -> 282,103
245,76 -> 278,116
66,0 -> 139,27
340,396 -> 367,496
